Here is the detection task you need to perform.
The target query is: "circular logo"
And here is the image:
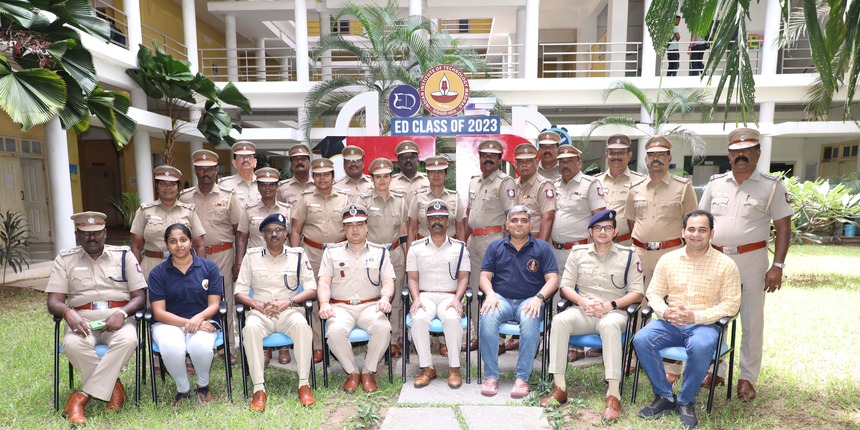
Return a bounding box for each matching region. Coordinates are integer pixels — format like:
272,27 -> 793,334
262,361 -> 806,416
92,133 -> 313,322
419,65 -> 470,117
388,84 -> 421,118
526,259 -> 539,272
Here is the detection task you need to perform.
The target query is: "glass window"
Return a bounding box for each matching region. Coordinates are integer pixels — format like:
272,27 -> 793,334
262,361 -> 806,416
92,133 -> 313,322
2,138 -> 15,152
851,145 -> 858,157
823,146 -> 833,160
30,141 -> 42,154
22,140 -> 30,153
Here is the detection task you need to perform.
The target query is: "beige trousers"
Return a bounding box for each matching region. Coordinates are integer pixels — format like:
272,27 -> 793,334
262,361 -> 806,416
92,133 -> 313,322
243,307 -> 312,392
410,292 -> 463,368
325,302 -> 391,374
548,307 -> 627,382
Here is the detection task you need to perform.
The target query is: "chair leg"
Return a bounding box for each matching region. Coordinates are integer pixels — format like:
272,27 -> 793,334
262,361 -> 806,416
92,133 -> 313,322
387,344 -> 393,384
54,345 -> 60,412
401,327 -> 408,384
134,340 -> 140,408
321,320 -> 329,388
68,362 -> 74,390
149,351 -> 158,406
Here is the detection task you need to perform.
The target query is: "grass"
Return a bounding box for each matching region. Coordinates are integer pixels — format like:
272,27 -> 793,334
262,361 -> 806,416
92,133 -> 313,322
1,244 -> 858,429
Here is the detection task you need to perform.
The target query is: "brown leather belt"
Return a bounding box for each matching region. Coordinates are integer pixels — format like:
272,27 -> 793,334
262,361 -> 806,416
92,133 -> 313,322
615,233 -> 632,242
632,238 -> 683,251
143,250 -> 168,259
74,300 -> 129,311
552,238 -> 588,250
303,237 -> 344,250
712,240 -> 767,255
419,290 -> 455,294
331,298 -> 379,305
470,225 -> 503,236
205,242 -> 233,254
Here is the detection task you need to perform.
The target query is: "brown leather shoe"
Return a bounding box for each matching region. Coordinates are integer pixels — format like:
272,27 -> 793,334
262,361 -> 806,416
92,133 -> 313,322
250,390 -> 267,412
504,338 -> 520,351
264,349 -> 272,366
539,385 -> 568,407
62,390 -> 89,425
498,343 -> 507,355
463,339 -> 478,352
279,348 -> 291,364
196,385 -> 215,405
343,373 -> 360,393
568,348 -> 585,362
440,343 -> 449,357
105,379 -> 125,412
313,349 -> 324,363
448,367 -> 462,389
666,372 -> 680,384
297,385 -> 315,406
602,395 -> 622,421
414,366 -> 437,388
389,343 -> 402,358
737,379 -> 757,401
701,372 -> 726,389
586,348 -> 603,357
361,373 -> 378,392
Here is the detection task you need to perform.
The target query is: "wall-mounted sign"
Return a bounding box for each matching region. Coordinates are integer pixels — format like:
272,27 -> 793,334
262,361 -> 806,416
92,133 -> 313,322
391,116 -> 500,136
419,65 -> 470,117
388,84 -> 421,118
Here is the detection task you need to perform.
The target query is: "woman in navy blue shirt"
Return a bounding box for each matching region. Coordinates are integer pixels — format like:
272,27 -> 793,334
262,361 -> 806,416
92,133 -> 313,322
149,224 -> 223,407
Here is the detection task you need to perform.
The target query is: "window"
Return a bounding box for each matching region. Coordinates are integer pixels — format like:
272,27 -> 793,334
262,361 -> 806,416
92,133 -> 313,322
1,137 -> 15,152
22,139 -> 42,155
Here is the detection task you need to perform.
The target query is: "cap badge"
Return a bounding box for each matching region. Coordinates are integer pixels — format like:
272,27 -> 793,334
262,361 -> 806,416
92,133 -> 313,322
349,206 -> 357,216
433,201 -> 441,210
87,217 -> 95,224
278,214 -> 285,222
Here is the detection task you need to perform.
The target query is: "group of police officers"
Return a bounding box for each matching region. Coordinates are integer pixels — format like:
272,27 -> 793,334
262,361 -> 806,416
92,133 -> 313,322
48,126 -> 791,424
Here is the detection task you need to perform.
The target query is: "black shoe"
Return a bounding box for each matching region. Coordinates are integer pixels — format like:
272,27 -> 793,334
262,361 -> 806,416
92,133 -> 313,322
638,395 -> 677,419
677,403 -> 698,428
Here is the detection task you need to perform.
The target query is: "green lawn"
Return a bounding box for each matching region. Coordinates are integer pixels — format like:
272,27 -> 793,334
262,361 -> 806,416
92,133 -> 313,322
0,244 -> 858,429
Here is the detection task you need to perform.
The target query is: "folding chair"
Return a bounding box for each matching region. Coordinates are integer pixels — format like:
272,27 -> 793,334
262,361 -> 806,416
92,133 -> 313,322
235,288 -> 317,399
400,287 -> 473,383
555,297 -> 640,395
476,290 -> 553,384
631,307 -> 739,412
320,313 -> 394,388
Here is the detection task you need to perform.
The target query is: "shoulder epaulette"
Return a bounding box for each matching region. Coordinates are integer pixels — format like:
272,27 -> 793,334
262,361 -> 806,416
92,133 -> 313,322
671,174 -> 692,184
359,191 -> 373,199
105,244 -> 131,252
411,238 -> 427,247
247,246 -> 265,255
571,244 -> 590,251
497,171 -> 511,179
140,201 -> 157,209
284,246 -> 304,254
179,187 -> 196,196
176,201 -> 196,210
275,201 -> 292,209
333,189 -> 350,196
471,174 -> 481,179
300,189 -> 314,195
390,191 -> 404,198
366,241 -> 386,249
333,176 -> 348,184
218,174 -> 237,184
535,176 -> 548,184
415,188 -> 430,195
630,170 -> 646,177
761,172 -> 779,181
278,178 -> 292,186
581,175 -> 595,182
630,177 -> 648,187
391,172 -> 404,179
709,172 -> 730,181
59,247 -> 81,256
449,238 -> 465,245
326,241 -> 347,250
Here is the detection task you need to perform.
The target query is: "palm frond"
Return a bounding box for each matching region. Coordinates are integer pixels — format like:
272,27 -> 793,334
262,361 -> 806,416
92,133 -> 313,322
580,116 -> 642,145
602,80 -> 654,113
662,125 -> 708,160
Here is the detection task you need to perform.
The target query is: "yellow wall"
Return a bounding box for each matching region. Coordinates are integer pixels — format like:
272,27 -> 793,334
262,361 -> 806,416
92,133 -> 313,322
139,0 -> 227,60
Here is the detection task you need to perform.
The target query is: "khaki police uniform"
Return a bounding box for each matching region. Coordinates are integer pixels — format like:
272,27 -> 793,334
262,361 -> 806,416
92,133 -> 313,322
551,172 -> 606,275
45,245 -> 146,401
358,189 -> 408,341
219,174 -> 260,208
278,177 -> 315,207
409,188 -> 464,239
333,174 -> 373,203
391,172 -> 429,208
548,243 -> 644,382
130,200 -> 205,278
537,164 -> 561,181
700,171 -> 793,383
625,174 -> 697,287
320,241 -> 395,374
235,246 -> 317,392
516,174 -> 557,236
238,200 -> 293,249
406,236 -> 470,368
595,167 -> 645,245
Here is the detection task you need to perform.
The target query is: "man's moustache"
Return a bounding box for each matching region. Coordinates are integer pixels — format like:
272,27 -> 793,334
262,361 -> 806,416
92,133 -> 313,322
735,156 -> 749,163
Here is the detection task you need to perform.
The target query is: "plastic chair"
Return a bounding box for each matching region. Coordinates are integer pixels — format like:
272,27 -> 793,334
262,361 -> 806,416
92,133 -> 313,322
476,290 -> 553,384
235,288 -> 317,399
400,287 -> 473,383
631,307 -> 739,412
320,310 -> 393,388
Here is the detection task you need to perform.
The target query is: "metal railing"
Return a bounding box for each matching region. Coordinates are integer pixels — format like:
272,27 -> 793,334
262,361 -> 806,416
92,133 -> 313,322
199,48 -> 296,82
655,41 -> 762,77
141,22 -> 186,60
779,37 -> 814,74
539,42 -> 642,78
437,18 -> 493,34
94,0 -> 128,49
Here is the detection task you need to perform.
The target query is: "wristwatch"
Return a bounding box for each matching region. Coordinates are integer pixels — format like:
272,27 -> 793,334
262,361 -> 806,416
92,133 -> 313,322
610,301 -> 618,310
535,293 -> 546,301
772,262 -> 786,269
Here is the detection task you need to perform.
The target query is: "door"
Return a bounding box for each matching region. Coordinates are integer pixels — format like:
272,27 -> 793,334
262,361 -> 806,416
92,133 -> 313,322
0,155 -> 25,215
21,158 -> 51,242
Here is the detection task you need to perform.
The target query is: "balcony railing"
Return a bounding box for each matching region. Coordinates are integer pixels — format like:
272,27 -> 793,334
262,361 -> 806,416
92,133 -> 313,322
779,37 -> 814,74
199,48 -> 295,82
539,42 -> 641,78
654,41 -> 762,77
94,0 -> 128,48
141,22 -> 186,60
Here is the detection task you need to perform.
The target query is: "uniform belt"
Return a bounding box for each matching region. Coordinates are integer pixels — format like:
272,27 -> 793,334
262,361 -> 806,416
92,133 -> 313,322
205,242 -> 233,254
552,239 -> 588,250
712,240 -> 767,255
331,298 -> 380,305
387,240 -> 400,250
614,233 -> 631,242
419,290 -> 455,294
632,238 -> 683,251
74,300 -> 129,311
143,250 -> 169,259
470,225 -> 503,236
303,237 -> 343,250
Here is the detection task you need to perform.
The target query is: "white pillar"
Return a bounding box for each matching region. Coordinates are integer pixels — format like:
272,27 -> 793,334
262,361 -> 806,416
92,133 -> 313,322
607,0 -> 629,77
640,0 -> 657,78
256,39 -> 267,81
524,0 -> 540,79
188,107 -> 203,186
131,87 -> 154,203
225,14 -> 239,82
45,117 -> 75,251
281,59 -> 291,81
761,0 -> 781,75
516,7 -> 526,78
758,102 -> 775,173
638,106 -> 651,172
181,0 -> 198,73
409,0 -> 422,18
320,11 -> 332,81
123,0 -> 142,50
295,0 -> 310,83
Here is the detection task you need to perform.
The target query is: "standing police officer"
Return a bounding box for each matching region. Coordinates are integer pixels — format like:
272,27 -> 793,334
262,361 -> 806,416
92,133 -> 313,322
537,130 -> 562,181
595,134 -> 645,245
278,144 -> 315,207
514,142 -> 557,242
391,140 -> 430,207
334,145 -> 373,203
219,141 -> 261,208
408,156 -> 466,243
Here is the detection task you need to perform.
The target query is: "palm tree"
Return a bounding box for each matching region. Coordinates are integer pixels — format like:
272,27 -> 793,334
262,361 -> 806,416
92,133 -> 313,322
647,0 -> 860,122
582,80 -> 710,160
302,0 -> 496,141
0,0 -> 134,148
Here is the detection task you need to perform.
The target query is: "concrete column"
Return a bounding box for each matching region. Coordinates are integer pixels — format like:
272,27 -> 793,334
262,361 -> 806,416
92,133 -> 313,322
524,0 -> 540,79
181,0 -> 199,73
409,0 -> 422,18
761,0 -> 781,74
640,0 -> 657,78
638,106 -> 651,173
295,0 -> 310,82
256,39 -> 267,81
516,7 -> 526,78
123,0 -> 142,51
607,0 -> 629,77
45,117 -> 75,252
188,107 -> 203,186
321,11 -> 332,81
758,102 -> 775,173
131,87 -> 154,203
225,14 -> 239,82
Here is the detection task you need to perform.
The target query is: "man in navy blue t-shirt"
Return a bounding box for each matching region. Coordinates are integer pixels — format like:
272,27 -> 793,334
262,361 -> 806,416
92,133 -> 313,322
478,205 -> 559,398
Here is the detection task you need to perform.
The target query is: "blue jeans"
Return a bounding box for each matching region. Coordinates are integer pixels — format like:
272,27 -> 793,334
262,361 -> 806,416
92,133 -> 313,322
479,295 -> 543,381
632,319 -> 720,405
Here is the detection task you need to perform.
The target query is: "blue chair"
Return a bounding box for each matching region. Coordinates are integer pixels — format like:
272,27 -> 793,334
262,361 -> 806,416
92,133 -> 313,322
144,298 -> 233,404
631,307 -> 738,413
320,316 -> 394,388
235,288 -> 317,399
555,297 -> 640,396
400,287 -> 473,383
476,290 -> 553,384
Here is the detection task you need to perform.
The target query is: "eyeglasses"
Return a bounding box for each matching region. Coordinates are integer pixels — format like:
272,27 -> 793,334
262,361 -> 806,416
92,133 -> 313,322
508,218 -> 530,224
646,152 -> 670,158
263,227 -> 287,234
607,150 -> 628,157
591,225 -> 615,232
236,154 -> 255,160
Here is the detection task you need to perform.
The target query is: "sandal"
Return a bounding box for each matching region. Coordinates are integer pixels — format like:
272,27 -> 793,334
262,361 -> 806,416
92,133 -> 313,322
171,391 -> 190,408
196,385 -> 215,405
481,379 -> 499,397
511,380 -> 530,398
